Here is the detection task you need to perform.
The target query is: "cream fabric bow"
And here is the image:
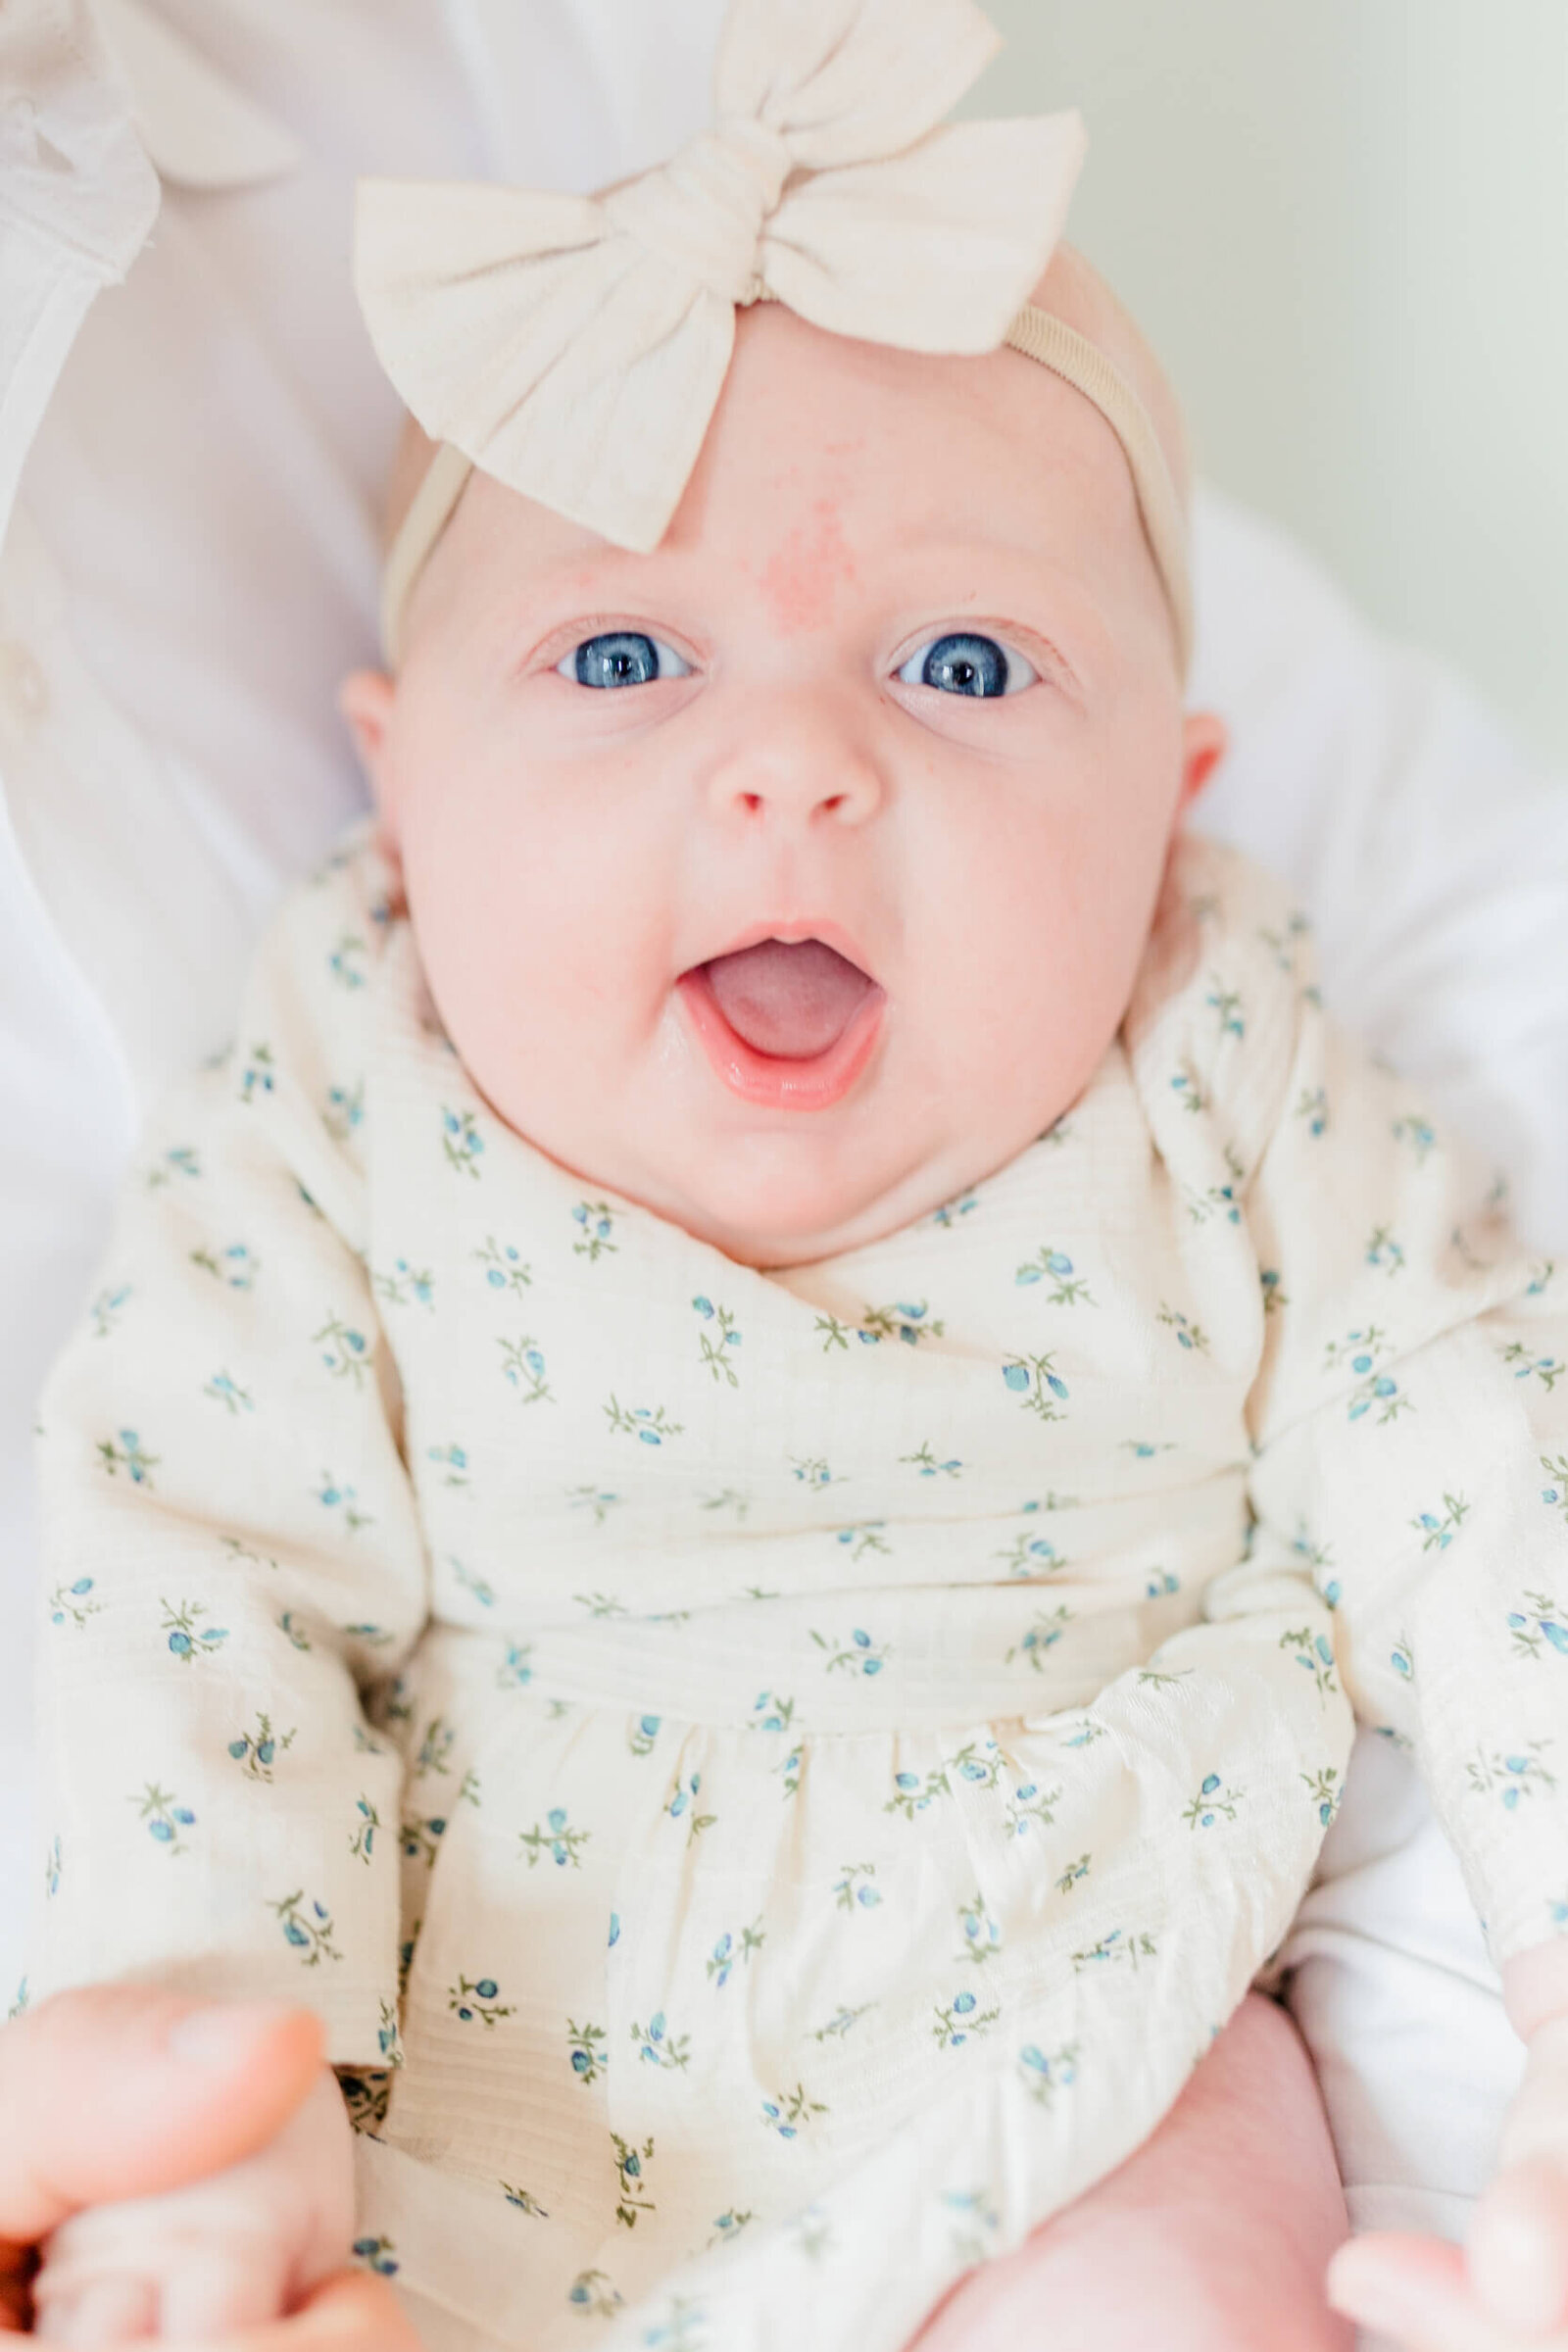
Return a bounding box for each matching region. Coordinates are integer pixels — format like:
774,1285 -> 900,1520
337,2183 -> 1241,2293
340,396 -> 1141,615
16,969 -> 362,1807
355,0 -> 1086,559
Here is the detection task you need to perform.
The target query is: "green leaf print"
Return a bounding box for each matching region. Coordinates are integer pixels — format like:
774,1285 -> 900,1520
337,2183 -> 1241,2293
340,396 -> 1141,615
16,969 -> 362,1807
1155,1305 -> 1208,1356
270,1889 -> 342,1966
374,1257 -> 435,1310
900,1440 -> 962,1478
1017,2040 -> 1080,2110
1499,1341 -> 1564,1392
97,1430 -> 159,1488
570,1200 -> 617,1259
160,1598 -> 229,1664
1184,1773 -> 1245,1830
498,1334 -> 553,1404
566,2019 -> 609,2085
415,1716 -> 456,1779
566,2270 -> 622,2317
1365,1225 -> 1405,1277
630,2013 -> 691,2071
90,1284 -> 133,1336
1001,1350 -> 1072,1416
885,1764 -> 951,1820
956,1892 -> 1002,1965
760,2082 -> 827,2136
604,1395 -> 682,1445
1508,1592 -> 1568,1661
129,1783 -> 195,1855
665,1771 -> 716,1841
520,1807 -> 590,1868
692,1296 -> 742,1386
473,1235 -> 532,1298
707,1920 -> 764,1987
1279,1626 -> 1339,1700
501,2183 -> 550,2218
1302,1766 -> 1342,1828
47,1578 -> 102,1632
440,1106 -> 485,1177
1541,1455 -> 1568,1528
1466,1741 -> 1557,1807
1014,1248 -> 1094,1305
834,1861 -> 880,1914
313,1313 -> 372,1387
1411,1494 -> 1470,1552
350,2235 -> 399,2278
1005,1605 -> 1074,1670
227,1711 -> 294,1783
809,2003 -> 875,2043
349,1796 -> 381,1864
809,1626 -> 892,1677
449,1974 -> 515,2028
612,2132 -> 657,2227
1072,1928 -> 1157,1974
203,1369 -> 253,1415
932,1991 -> 1000,2047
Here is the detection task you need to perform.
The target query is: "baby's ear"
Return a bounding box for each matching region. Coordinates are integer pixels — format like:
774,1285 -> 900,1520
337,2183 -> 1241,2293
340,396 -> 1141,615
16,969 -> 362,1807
337,670 -> 402,850
1178,710 -> 1229,813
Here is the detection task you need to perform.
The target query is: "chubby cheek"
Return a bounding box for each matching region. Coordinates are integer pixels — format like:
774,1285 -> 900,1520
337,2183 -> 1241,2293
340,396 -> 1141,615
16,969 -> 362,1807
389,732 -> 671,1133
914,743 -> 1178,1136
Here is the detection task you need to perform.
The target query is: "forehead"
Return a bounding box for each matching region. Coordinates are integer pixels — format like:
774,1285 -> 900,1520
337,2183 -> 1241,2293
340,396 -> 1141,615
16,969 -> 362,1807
690,303 -> 1145,584
451,302 -> 1156,647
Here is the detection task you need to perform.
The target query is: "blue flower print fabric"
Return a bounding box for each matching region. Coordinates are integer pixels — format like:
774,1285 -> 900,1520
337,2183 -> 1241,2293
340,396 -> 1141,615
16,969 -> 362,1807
24,824 -> 1568,2352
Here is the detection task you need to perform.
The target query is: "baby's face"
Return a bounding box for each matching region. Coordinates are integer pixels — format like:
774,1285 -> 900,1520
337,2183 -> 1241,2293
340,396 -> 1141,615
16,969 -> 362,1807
346,302 -> 1222,1267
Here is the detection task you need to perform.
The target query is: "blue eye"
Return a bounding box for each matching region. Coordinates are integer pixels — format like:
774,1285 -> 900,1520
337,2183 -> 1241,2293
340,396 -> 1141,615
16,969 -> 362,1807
897,632 -> 1036,698
558,631 -> 692,688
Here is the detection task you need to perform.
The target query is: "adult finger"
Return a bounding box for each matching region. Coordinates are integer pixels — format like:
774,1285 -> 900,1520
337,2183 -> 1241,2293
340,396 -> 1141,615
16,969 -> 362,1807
0,1988 -> 323,2244
182,2269 -> 425,2351
1329,2233 -> 1568,2352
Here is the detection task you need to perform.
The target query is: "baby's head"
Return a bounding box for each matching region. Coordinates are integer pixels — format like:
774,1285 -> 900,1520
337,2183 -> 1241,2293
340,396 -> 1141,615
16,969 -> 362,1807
343,245 -> 1225,1268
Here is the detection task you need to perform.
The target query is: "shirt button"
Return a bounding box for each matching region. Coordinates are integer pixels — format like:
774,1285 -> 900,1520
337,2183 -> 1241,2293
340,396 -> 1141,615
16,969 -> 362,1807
0,641 -> 49,730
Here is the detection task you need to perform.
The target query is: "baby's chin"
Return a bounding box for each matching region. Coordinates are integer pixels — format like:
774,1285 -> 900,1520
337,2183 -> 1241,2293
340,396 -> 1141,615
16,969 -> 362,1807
624,1125 -> 984,1270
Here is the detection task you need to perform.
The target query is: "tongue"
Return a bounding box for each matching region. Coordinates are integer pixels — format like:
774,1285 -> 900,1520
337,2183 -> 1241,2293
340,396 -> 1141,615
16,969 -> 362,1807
704,938 -> 873,1059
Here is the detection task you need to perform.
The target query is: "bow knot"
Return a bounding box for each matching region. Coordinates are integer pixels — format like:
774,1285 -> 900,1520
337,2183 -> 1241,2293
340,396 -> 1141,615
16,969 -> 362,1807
358,0 -> 1088,564
604,118 -> 792,308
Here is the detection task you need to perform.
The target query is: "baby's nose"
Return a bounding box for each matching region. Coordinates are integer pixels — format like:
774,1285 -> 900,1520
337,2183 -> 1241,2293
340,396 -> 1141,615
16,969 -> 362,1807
704,695 -> 884,829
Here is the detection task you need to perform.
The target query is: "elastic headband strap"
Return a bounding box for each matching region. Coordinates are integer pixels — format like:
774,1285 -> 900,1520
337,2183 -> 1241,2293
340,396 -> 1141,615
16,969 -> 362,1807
1004,304 -> 1193,674
380,306 -> 1193,675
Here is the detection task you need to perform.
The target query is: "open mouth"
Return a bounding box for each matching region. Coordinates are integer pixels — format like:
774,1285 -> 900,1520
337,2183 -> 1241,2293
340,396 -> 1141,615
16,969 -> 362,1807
676,936 -> 886,1109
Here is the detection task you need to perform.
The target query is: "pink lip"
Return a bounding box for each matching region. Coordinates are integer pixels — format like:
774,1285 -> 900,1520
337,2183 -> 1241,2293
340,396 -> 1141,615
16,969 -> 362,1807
676,963 -> 887,1110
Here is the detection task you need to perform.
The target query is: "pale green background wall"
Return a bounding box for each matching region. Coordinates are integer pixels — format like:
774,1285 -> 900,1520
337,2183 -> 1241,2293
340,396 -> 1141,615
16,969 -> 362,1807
958,2 -> 1568,765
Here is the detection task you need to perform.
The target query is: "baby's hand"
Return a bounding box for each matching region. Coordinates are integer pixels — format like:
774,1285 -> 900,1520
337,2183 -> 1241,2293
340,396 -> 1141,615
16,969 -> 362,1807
1328,1943 -> 1568,2351
29,2061 -> 356,2344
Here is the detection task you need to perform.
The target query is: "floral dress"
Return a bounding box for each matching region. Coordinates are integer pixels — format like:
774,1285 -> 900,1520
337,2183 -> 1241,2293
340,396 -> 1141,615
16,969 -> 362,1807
24,825 -> 1568,2352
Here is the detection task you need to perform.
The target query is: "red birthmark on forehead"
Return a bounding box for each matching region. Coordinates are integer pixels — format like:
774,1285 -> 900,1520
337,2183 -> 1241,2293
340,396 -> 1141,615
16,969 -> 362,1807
758,497 -> 859,635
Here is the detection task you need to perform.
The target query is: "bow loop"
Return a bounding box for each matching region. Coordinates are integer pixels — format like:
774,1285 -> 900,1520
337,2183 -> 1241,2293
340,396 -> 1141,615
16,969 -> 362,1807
602,116 -> 792,307
360,0 -> 1099,639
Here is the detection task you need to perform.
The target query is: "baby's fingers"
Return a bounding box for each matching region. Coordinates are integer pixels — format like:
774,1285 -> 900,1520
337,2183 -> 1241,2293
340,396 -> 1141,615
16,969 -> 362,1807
1329,2233 -> 1568,2352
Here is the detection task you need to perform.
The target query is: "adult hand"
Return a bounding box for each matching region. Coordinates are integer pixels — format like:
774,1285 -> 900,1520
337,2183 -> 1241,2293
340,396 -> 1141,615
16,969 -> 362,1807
1328,1941 -> 1568,2352
0,1986 -> 422,2347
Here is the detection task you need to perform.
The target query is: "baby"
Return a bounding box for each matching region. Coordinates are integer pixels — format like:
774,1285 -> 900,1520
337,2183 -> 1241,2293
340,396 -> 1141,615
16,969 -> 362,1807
20,3 -> 1568,2348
